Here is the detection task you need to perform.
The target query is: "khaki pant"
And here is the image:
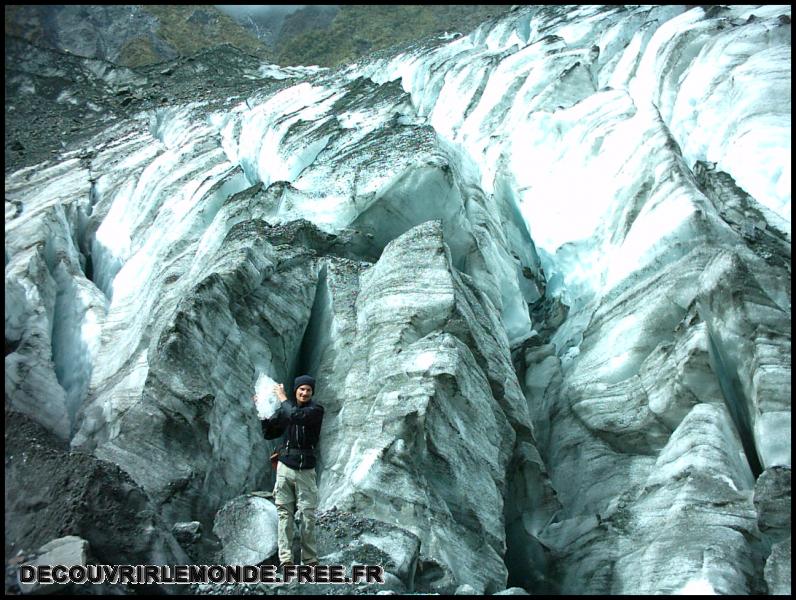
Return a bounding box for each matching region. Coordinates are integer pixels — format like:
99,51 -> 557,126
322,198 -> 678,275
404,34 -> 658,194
274,461 -> 318,564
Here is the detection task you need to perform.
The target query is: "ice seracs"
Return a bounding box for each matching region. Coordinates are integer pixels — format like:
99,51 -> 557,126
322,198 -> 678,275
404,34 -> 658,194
4,4 -> 790,595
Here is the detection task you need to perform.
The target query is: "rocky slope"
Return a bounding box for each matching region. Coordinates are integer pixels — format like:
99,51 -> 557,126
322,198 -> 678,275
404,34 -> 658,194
272,5 -> 513,67
4,4 -> 791,596
4,5 -> 270,67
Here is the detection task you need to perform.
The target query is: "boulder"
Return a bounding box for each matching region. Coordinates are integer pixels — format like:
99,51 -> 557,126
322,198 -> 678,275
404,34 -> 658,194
213,494 -> 279,565
18,536 -> 88,595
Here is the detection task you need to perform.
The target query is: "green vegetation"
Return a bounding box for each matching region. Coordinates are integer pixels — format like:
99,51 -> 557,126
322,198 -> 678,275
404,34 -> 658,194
276,5 -> 512,67
139,5 -> 270,62
117,36 -> 162,68
4,5 -> 511,69
4,5 -> 271,67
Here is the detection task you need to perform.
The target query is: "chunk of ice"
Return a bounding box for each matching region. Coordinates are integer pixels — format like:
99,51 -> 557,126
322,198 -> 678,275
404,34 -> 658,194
254,373 -> 281,420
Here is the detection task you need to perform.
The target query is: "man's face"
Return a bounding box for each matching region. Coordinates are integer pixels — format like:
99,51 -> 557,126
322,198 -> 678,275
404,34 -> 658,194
296,384 -> 313,405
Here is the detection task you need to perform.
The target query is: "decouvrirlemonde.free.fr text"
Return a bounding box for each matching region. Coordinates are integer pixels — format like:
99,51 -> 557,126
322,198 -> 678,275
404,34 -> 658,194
19,564 -> 385,585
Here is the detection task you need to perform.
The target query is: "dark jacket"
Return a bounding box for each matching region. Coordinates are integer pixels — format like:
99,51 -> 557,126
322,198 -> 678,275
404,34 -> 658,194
261,399 -> 324,470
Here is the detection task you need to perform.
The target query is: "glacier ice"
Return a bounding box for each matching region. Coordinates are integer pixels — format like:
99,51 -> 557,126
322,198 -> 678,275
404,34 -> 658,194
4,3 -> 791,595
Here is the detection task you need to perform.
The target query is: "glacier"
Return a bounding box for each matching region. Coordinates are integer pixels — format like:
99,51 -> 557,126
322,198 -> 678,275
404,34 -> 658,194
4,4 -> 791,595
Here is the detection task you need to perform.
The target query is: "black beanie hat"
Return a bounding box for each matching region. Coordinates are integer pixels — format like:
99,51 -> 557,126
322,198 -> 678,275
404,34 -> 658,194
293,375 -> 316,394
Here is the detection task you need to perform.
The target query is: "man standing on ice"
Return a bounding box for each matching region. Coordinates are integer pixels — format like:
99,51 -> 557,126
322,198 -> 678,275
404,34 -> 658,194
254,375 -> 324,568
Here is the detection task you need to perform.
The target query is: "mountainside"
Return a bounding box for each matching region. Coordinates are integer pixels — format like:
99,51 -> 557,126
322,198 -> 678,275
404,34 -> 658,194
4,4 -> 512,173
4,5 -> 271,66
273,5 -> 512,67
5,5 -> 513,69
4,34 -> 284,174
4,4 -> 791,596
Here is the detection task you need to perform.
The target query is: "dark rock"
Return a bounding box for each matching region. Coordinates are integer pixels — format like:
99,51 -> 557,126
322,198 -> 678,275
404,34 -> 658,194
172,521 -> 203,545
764,537 -> 791,595
755,466 -> 791,543
4,409 -> 188,593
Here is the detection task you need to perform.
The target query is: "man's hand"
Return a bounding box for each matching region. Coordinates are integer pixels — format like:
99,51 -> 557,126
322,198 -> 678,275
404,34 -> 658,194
274,383 -> 288,403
